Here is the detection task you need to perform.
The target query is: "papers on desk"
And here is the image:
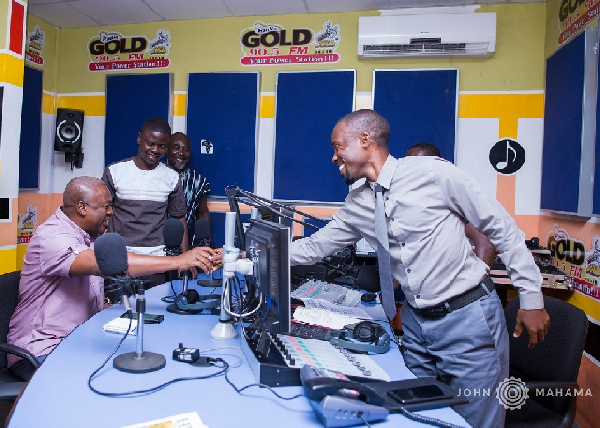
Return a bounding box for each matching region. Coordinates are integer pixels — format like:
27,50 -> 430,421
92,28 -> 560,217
301,298 -> 372,320
291,279 -> 362,307
103,317 -> 138,335
293,306 -> 364,330
122,412 -> 208,428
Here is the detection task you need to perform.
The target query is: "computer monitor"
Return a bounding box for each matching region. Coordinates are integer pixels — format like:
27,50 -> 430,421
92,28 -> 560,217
244,219 -> 291,335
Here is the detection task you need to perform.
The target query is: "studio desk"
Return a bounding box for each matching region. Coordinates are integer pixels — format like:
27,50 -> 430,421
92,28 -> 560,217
7,277 -> 468,428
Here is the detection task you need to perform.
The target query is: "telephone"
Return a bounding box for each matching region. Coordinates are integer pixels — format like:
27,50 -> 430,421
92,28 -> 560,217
300,365 -> 389,427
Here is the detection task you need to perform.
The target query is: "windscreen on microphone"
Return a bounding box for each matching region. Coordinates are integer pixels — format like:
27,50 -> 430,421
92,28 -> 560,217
163,218 -> 184,248
194,219 -> 212,246
94,233 -> 128,276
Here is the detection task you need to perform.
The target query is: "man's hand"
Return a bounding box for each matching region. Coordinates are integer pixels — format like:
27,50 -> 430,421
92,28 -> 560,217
179,247 -> 219,275
211,247 -> 223,271
513,308 -> 550,349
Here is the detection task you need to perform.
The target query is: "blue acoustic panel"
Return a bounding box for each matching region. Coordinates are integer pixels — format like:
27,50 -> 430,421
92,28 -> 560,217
186,72 -> 259,198
19,66 -> 43,189
373,69 -> 458,162
541,32 -> 586,214
104,74 -> 172,167
594,30 -> 600,216
274,70 -> 355,203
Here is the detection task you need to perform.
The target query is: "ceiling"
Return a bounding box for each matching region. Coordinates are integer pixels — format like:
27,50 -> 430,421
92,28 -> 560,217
27,0 -> 542,29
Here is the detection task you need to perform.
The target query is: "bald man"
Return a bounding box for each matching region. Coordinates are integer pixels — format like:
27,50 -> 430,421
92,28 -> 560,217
7,176 -> 220,381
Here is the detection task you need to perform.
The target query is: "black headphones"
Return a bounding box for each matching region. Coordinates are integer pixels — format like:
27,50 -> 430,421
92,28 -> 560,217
329,321 -> 390,354
173,290 -> 220,313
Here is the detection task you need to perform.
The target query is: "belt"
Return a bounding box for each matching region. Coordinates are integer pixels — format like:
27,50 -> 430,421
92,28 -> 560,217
413,277 -> 495,320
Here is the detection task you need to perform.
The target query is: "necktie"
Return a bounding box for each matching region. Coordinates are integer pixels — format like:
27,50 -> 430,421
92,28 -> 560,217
374,184 -> 397,320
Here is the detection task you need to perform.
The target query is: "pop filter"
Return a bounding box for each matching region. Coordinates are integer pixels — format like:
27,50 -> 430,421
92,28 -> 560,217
163,218 -> 184,256
194,219 -> 213,248
94,233 -> 133,310
95,233 -> 128,276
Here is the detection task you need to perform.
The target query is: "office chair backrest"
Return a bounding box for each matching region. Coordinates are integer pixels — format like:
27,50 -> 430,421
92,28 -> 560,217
505,295 -> 588,414
0,271 -> 21,369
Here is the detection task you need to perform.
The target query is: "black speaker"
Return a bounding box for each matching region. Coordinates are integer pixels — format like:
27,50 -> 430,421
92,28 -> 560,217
55,108 -> 84,153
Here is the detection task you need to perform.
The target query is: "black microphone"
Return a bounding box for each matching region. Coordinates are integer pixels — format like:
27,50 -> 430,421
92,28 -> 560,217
163,218 -> 184,256
94,233 -> 133,314
163,218 -> 194,308
194,219 -> 213,248
194,219 -> 222,288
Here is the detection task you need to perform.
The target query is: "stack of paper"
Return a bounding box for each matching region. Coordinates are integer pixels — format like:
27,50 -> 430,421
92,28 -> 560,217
103,316 -> 138,335
122,412 -> 208,428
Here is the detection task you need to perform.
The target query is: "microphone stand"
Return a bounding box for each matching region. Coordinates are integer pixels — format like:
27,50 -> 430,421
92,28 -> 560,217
113,280 -> 166,373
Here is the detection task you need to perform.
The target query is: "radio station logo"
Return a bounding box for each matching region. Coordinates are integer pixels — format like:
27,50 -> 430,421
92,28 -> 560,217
557,0 -> 600,44
240,20 -> 341,66
17,205 -> 37,244
26,25 -> 45,66
87,29 -> 171,72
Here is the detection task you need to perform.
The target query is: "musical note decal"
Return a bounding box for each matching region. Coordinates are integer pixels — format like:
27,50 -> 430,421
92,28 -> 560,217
489,138 -> 525,174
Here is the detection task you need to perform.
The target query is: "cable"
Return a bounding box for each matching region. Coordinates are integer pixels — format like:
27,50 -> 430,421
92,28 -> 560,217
223,369 -> 304,401
397,406 -> 466,428
222,277 -> 261,320
87,315 -> 230,398
358,412 -> 373,428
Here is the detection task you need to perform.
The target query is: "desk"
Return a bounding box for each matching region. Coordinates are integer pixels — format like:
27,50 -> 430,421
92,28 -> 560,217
8,280 -> 468,428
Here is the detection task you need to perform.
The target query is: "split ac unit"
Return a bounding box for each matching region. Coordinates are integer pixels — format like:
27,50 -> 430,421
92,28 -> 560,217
358,13 -> 496,59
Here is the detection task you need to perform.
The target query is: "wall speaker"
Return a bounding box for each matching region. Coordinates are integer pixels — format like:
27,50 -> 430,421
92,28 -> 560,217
54,108 -> 84,153
55,108 -> 84,169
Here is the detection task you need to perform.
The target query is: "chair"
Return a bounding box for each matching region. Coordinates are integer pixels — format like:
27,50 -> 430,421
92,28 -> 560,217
0,271 -> 40,426
504,295 -> 588,428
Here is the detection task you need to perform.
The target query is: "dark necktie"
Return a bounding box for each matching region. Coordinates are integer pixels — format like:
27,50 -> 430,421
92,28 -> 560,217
374,184 -> 397,320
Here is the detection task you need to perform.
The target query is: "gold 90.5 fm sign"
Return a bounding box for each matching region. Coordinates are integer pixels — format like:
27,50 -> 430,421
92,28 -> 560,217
87,29 -> 171,72
240,21 -> 341,66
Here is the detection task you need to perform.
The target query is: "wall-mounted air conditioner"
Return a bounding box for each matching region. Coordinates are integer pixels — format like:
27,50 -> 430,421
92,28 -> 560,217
358,13 -> 496,59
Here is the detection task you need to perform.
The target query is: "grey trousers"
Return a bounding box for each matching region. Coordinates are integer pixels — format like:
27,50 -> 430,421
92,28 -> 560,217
401,289 -> 509,428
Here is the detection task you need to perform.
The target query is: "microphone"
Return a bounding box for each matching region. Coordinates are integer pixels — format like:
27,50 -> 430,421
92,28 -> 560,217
94,233 -> 133,314
163,218 -> 220,315
96,234 -> 165,374
194,219 -> 214,248
163,218 -> 184,256
195,219 -> 222,288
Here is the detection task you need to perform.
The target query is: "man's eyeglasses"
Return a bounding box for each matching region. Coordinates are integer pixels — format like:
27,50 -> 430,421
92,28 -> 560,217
77,201 -> 113,212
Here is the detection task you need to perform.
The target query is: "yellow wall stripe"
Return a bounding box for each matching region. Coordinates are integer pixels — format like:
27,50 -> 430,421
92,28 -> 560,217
174,93 -> 186,116
57,95 -> 105,116
459,93 -> 544,118
0,53 -> 24,87
260,95 -> 275,119
42,92 -> 56,115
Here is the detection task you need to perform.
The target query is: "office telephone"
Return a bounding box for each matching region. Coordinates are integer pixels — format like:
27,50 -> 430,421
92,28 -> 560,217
300,365 -> 389,427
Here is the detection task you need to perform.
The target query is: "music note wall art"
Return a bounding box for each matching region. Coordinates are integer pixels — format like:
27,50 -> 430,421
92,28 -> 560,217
489,138 -> 525,174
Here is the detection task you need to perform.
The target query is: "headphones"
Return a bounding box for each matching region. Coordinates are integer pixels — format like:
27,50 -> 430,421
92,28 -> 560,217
329,321 -> 390,354
173,289 -> 221,313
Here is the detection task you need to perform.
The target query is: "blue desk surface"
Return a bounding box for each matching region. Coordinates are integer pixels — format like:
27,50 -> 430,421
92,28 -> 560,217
8,280 -> 468,428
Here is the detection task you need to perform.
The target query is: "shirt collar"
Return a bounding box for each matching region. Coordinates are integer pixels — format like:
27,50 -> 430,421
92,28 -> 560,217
375,154 -> 398,191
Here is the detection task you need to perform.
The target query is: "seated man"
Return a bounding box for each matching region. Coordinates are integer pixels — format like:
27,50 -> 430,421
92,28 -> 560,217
7,176 -> 220,381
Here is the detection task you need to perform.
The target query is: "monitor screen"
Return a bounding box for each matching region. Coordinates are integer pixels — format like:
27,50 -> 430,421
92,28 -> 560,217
244,219 -> 291,334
